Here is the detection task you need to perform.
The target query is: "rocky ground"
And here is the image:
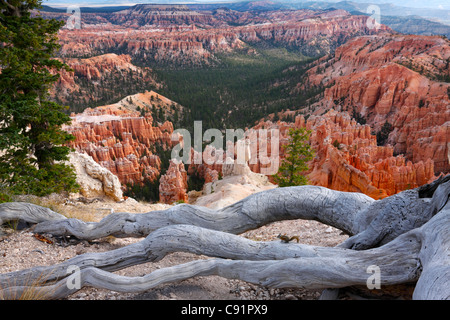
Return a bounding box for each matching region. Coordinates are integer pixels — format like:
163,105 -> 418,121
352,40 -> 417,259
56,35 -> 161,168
0,194 -> 348,301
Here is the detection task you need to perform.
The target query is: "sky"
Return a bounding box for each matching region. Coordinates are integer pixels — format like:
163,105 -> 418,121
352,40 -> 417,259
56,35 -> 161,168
41,0 -> 450,10
42,0 -> 223,7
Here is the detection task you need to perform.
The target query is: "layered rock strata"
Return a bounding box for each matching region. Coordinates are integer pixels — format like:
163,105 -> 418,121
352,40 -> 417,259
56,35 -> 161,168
159,159 -> 189,204
68,151 -> 123,201
251,110 -> 437,199
63,92 -> 177,189
53,9 -> 389,64
303,34 -> 450,175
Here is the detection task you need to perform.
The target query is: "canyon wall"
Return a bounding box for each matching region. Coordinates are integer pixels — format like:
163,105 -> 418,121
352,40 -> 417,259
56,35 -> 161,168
303,34 -> 450,175
52,53 -> 157,111
66,102 -> 439,203
182,108 -> 437,200
250,109 -> 437,199
64,91 -> 178,190
51,7 -> 389,64
159,159 -> 189,204
54,7 -> 448,203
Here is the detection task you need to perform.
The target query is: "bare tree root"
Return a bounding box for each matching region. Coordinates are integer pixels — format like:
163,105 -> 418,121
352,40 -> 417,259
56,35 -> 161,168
0,177 -> 448,300
0,214 -> 433,299
0,224 -> 347,289
2,186 -> 375,240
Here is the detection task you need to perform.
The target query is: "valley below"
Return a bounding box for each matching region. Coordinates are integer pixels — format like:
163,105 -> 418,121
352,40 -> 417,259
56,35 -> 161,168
1,1 -> 449,302
40,2 -> 449,204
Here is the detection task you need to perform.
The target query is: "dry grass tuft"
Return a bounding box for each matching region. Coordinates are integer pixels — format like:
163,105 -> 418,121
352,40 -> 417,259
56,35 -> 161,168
0,270 -> 57,300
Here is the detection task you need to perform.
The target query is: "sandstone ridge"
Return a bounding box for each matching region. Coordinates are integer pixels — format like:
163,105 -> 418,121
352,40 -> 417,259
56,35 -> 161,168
64,91 -> 179,190
52,9 -> 390,64
303,34 -> 450,175
251,109 -> 437,199
68,151 -> 123,201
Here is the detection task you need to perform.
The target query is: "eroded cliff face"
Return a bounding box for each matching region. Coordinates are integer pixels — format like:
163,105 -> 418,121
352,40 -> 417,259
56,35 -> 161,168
68,151 -> 123,201
63,91 -> 179,189
183,107 -> 437,200
251,110 -> 436,199
51,8 -> 389,64
110,4 -> 224,28
52,53 -> 157,110
303,34 -> 450,175
159,159 -> 189,204
52,7 -> 447,203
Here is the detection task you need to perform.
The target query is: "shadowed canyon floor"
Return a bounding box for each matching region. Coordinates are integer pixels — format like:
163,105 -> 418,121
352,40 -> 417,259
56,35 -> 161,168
0,186 -> 351,300
1,3 -> 447,301
51,6 -> 448,203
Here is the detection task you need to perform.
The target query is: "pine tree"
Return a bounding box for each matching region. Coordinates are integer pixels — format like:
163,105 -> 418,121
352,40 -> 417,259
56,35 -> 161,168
0,0 -> 79,196
273,127 -> 315,187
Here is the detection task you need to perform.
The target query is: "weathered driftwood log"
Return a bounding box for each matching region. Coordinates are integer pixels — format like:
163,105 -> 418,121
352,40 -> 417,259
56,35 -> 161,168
2,179 -> 440,243
0,224 -> 350,289
1,206 -> 447,300
30,186 -> 375,239
0,176 -> 449,300
0,202 -> 66,225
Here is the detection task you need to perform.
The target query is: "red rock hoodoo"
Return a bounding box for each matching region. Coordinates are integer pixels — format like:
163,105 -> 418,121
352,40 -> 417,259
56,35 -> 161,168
63,92 -> 177,190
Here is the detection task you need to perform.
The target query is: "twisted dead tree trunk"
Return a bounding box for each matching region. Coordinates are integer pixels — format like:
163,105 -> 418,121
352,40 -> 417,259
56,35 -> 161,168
28,185 -> 376,239
0,176 -> 449,300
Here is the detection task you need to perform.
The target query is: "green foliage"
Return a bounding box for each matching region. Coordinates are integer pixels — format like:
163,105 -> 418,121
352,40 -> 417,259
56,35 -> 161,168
124,176 -> 160,203
332,139 -> 341,150
273,128 -> 315,187
53,35 -> 324,134
396,59 -> 450,83
0,0 -> 79,196
0,163 -> 78,196
60,68 -> 156,114
0,191 -> 12,204
187,167 -> 205,192
123,142 -> 172,202
146,47 -> 319,132
418,99 -> 425,108
376,121 -> 393,146
352,109 -> 366,125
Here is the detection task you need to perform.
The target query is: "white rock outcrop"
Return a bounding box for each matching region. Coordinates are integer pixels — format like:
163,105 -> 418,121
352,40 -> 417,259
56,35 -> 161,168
193,160 -> 275,210
68,152 -> 123,201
